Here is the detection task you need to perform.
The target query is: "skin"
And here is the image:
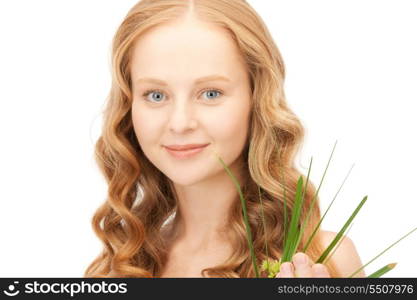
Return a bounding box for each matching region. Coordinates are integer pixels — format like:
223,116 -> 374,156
277,252 -> 331,278
276,231 -> 367,278
130,13 -> 251,262
129,12 -> 366,278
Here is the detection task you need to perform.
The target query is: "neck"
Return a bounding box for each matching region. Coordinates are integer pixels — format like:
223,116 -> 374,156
168,158 -> 245,254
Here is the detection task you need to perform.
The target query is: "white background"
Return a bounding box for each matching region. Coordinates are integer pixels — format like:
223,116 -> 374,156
0,0 -> 416,277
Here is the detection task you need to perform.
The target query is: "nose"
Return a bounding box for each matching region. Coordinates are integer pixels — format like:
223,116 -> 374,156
168,101 -> 198,133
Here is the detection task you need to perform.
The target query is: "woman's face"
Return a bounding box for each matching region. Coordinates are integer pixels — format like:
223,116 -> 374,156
130,17 -> 252,186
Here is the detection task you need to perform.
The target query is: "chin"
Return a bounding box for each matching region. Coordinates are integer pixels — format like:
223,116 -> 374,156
168,177 -> 204,187
164,167 -> 216,187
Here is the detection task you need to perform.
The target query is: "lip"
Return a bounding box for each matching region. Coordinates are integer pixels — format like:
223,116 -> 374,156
164,143 -> 210,151
164,143 -> 209,159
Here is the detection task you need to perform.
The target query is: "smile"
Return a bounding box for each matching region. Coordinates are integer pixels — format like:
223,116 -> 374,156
164,144 -> 209,159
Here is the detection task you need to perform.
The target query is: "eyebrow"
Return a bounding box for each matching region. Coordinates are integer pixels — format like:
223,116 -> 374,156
135,75 -> 232,86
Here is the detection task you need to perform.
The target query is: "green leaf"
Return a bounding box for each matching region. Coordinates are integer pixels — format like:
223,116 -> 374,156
348,226 -> 417,278
287,156 -> 313,257
316,195 -> 368,263
323,222 -> 354,265
213,152 -> 259,277
302,141 -> 342,253
367,263 -> 397,278
282,176 -> 305,262
303,163 -> 355,253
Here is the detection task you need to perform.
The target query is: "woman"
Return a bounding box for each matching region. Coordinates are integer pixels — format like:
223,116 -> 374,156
85,0 -> 366,278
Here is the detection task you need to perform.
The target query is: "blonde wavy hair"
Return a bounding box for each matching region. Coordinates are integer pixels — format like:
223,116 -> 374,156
84,0 -> 341,278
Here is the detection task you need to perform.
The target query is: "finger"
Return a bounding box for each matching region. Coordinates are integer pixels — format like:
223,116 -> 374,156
312,263 -> 331,278
276,262 -> 294,278
292,252 -> 313,278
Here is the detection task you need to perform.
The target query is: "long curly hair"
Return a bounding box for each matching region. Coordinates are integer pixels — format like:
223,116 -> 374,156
84,0 -> 341,278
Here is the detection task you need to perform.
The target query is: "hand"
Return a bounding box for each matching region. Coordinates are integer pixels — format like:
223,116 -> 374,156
275,252 -> 331,278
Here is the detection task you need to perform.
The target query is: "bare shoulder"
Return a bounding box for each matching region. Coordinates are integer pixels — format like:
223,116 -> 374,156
319,230 -> 366,278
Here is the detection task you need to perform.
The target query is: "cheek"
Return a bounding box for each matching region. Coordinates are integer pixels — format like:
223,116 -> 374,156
131,103 -> 159,146
208,104 -> 250,149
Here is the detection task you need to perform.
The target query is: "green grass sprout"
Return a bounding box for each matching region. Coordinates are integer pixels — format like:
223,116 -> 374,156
213,152 -> 259,277
323,222 -> 354,265
258,185 -> 270,275
316,195 -> 368,263
213,141 -> 417,278
348,226 -> 417,278
367,263 -> 397,278
303,163 -> 355,253
281,175 -> 305,262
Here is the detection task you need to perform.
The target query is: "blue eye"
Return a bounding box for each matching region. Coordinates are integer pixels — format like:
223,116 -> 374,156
203,90 -> 221,100
142,88 -> 223,103
143,90 -> 165,103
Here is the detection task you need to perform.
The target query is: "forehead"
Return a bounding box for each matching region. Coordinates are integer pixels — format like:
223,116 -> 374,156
130,19 -> 247,81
